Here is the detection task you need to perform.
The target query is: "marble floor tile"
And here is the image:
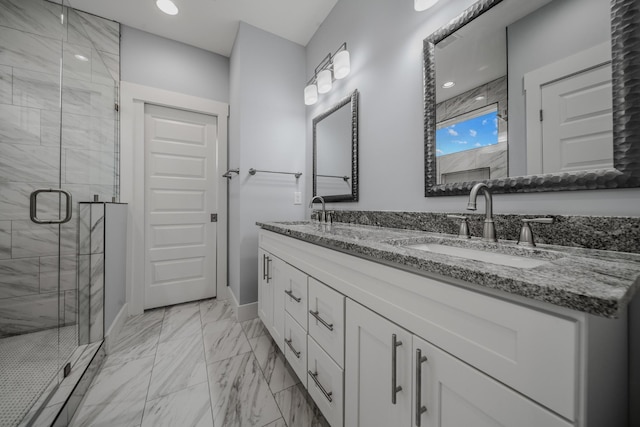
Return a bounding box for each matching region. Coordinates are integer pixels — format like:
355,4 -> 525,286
202,318 -> 252,364
199,298 -> 234,325
274,383 -> 329,427
159,301 -> 202,343
147,333 -> 207,400
250,334 -> 299,394
207,352 -> 280,427
241,317 -> 268,339
105,311 -> 163,366
141,382 -> 213,427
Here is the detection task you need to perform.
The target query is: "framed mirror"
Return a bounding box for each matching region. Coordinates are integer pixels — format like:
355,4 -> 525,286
423,0 -> 640,196
313,89 -> 359,202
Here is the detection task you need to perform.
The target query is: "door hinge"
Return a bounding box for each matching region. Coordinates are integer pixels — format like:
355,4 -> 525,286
211,213 -> 218,222
539,109 -> 543,121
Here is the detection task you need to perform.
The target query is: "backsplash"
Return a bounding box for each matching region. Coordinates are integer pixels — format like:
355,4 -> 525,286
312,210 -> 640,254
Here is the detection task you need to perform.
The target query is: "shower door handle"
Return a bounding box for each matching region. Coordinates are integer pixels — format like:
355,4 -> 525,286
30,189 -> 73,224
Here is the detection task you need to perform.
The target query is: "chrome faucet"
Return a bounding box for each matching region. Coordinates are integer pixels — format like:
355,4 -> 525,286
467,183 -> 497,242
309,196 -> 327,222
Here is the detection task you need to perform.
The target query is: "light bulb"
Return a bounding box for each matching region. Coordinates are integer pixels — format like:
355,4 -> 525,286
415,0 -> 440,11
156,0 -> 179,15
333,50 -> 350,80
317,69 -> 332,94
304,84 -> 318,105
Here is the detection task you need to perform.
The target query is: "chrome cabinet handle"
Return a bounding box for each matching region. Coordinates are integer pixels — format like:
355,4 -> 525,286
285,289 -> 301,303
415,349 -> 428,426
285,338 -> 301,358
266,257 -> 272,283
309,310 -> 334,331
30,189 -> 73,224
308,370 -> 333,403
391,334 -> 403,404
262,254 -> 267,280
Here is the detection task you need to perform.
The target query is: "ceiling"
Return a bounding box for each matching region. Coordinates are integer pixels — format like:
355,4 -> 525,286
66,0 -> 339,57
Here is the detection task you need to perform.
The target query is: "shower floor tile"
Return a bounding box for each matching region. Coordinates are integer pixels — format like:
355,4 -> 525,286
0,325 -> 76,427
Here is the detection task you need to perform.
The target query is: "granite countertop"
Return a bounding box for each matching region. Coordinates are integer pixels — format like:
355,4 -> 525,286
257,220 -> 640,318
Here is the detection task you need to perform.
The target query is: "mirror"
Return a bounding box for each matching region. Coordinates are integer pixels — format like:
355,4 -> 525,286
313,89 -> 359,202
424,0 -> 640,196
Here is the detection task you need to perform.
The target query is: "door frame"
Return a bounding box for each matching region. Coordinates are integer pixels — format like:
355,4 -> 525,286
121,81 -> 229,315
523,42 -> 610,175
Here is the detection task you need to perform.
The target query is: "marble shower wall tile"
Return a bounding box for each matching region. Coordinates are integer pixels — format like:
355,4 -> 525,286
11,221 -> 59,258
89,253 -> 104,341
78,254 -> 90,344
0,182 -> 59,221
0,0 -> 67,40
67,10 -> 119,56
0,257 -> 39,299
39,254 -> 78,292
90,203 -> 104,254
62,78 -> 115,118
42,110 -> 116,151
0,65 -> 11,104
0,291 -> 58,337
65,148 -> 115,186
99,52 -> 120,83
0,220 -> 10,259
79,203 -> 91,255
0,144 -> 60,183
63,42 -> 93,83
12,68 -> 61,111
0,25 -> 62,75
0,104 -> 41,145
64,289 -> 77,325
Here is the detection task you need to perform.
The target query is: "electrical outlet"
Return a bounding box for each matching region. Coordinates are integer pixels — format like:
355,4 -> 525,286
294,192 -> 302,205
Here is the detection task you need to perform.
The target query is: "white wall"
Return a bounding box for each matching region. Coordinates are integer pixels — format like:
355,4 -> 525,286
120,26 -> 229,102
229,22 -> 307,305
304,0 -> 640,217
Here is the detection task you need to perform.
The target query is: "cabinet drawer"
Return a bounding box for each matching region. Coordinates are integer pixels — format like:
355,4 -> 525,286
308,278 -> 345,367
308,336 -> 344,427
284,312 -> 307,388
282,263 -> 308,330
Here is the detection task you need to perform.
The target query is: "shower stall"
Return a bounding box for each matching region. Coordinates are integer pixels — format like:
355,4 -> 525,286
0,0 -> 120,425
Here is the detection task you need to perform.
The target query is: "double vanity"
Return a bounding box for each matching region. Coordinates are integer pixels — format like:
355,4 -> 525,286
256,217 -> 639,427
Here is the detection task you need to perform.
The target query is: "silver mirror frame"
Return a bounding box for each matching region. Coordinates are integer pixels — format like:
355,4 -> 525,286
423,0 -> 640,196
313,89 -> 359,202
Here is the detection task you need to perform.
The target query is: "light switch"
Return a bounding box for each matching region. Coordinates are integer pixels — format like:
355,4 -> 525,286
294,192 -> 302,205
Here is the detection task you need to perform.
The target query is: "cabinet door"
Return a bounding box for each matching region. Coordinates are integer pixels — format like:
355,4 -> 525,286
258,249 -> 273,332
345,299 -> 412,427
270,255 -> 286,353
412,335 -> 572,427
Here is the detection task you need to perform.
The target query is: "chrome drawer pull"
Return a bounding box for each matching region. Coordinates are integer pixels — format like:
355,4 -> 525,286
262,254 -> 267,280
266,257 -> 272,282
415,349 -> 428,426
285,289 -> 302,303
308,370 -> 333,403
309,310 -> 334,331
285,338 -> 301,358
391,334 -> 403,404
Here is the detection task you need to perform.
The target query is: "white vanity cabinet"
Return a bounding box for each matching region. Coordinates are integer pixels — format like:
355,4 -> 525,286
258,229 -> 628,427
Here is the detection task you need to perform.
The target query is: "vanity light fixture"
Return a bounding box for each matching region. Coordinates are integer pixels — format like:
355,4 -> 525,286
156,0 -> 179,15
415,0 -> 440,12
442,81 -> 455,88
304,42 -> 350,105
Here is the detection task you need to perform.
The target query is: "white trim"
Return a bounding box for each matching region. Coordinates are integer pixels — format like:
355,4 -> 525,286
523,43 -> 611,175
104,303 -> 128,354
120,82 -> 229,316
229,289 -> 259,322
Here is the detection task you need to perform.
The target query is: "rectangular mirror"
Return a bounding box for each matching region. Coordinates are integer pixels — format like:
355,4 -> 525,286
424,0 -> 640,196
313,89 -> 359,202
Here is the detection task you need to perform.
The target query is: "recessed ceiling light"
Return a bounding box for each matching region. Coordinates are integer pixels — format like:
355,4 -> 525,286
156,0 -> 178,15
475,95 -> 485,101
74,54 -> 89,62
442,81 -> 455,89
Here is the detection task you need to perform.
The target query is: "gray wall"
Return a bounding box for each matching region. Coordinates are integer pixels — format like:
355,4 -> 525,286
305,0 -> 640,216
120,26 -> 230,102
507,0 -> 611,176
229,22 -> 306,305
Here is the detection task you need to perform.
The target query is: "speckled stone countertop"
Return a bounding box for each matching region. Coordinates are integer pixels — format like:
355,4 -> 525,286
257,220 -> 640,318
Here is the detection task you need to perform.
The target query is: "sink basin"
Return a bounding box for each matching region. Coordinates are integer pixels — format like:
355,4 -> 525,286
405,243 -> 549,269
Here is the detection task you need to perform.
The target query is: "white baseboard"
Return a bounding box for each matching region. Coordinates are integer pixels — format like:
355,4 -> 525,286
229,289 -> 258,322
104,303 -> 128,354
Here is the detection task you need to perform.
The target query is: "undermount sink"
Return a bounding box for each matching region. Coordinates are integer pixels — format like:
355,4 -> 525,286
405,243 -> 549,269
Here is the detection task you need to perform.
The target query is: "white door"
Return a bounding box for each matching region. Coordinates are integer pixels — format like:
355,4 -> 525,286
345,299 -> 412,427
144,104 -> 218,309
541,63 -> 613,173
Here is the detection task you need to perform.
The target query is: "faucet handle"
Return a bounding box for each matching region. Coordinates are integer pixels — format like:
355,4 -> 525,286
517,217 -> 554,247
447,214 -> 470,239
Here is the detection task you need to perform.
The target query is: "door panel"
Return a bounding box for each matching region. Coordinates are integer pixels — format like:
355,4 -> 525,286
144,104 -> 217,309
